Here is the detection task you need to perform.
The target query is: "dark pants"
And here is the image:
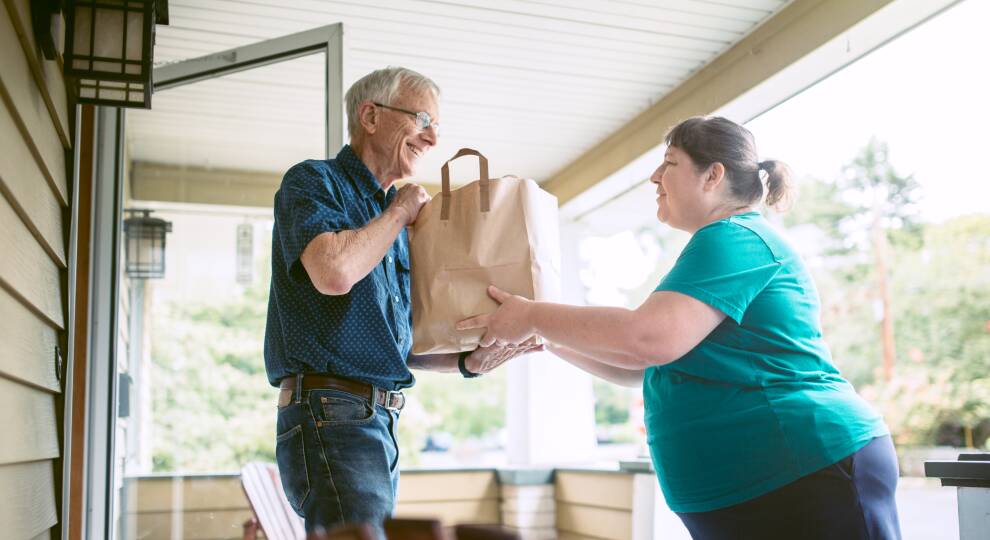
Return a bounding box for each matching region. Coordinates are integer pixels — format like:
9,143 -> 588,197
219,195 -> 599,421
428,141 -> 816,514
677,435 -> 902,540
275,385 -> 400,536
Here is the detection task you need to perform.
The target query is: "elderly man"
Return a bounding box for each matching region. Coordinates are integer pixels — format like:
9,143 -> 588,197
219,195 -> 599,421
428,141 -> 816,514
264,67 -> 537,534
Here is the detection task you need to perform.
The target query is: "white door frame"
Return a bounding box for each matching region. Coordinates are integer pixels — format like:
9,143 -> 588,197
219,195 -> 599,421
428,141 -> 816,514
76,24 -> 344,540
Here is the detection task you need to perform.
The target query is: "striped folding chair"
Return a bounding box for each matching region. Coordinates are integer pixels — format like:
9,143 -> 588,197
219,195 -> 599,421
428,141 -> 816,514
240,462 -> 306,540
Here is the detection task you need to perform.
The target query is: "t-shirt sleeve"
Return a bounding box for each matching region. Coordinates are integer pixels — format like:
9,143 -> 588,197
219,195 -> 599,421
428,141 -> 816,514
274,162 -> 351,283
656,221 -> 781,324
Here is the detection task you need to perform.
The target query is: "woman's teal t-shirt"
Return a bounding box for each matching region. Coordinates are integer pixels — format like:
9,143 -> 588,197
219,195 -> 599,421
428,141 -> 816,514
645,212 -> 888,513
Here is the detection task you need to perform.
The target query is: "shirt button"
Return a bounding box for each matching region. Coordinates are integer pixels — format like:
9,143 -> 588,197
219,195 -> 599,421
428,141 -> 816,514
394,295 -> 400,302
388,256 -> 393,264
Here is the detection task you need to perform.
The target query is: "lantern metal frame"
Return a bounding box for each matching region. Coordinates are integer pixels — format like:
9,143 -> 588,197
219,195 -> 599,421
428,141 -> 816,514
63,0 -> 168,108
122,209 -> 172,279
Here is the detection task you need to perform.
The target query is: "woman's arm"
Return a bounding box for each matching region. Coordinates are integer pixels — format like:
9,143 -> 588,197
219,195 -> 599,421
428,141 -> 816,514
458,286 -> 727,371
548,343 -> 644,387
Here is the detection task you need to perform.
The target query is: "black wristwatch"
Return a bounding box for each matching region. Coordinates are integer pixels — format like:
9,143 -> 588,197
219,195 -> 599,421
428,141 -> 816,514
458,350 -> 481,378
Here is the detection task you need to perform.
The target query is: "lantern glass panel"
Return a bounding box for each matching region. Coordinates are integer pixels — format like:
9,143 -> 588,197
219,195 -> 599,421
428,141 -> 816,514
124,212 -> 171,279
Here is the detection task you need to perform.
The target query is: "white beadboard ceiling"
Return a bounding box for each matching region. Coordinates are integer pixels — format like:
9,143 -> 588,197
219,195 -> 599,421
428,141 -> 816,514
126,0 -> 791,187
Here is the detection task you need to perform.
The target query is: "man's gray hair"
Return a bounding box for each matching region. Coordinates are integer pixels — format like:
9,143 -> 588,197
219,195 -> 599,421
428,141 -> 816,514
345,67 -> 440,138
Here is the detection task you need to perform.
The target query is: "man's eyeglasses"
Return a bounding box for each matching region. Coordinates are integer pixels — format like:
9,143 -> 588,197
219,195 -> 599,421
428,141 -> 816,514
373,102 -> 439,134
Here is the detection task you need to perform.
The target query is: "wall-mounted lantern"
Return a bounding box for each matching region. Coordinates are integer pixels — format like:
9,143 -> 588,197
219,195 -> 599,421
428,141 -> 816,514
123,209 -> 172,279
63,0 -> 169,108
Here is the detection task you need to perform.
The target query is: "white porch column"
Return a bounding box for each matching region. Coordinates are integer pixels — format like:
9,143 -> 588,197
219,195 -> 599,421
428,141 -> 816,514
507,219 -> 597,465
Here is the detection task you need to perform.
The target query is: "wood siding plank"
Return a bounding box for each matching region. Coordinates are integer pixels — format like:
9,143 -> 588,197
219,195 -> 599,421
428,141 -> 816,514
394,499 -> 500,525
127,509 -> 253,540
0,189 -> 64,328
0,287 -> 59,392
0,460 -> 58,539
0,97 -> 67,266
556,472 -> 634,511
556,503 -> 631,540
0,377 -> 59,465
397,471 -> 498,503
0,1 -> 68,205
3,0 -> 71,148
132,475 -> 249,513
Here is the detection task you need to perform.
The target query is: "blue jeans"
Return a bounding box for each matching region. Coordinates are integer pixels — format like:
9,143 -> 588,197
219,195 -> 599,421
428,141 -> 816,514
275,385 -> 400,535
676,435 -> 902,539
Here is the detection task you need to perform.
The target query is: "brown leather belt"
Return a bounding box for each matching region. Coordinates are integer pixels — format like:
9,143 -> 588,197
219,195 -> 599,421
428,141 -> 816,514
278,373 -> 405,411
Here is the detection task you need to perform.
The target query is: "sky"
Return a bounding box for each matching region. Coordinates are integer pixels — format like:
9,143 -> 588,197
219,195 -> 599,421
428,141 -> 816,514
747,0 -> 990,222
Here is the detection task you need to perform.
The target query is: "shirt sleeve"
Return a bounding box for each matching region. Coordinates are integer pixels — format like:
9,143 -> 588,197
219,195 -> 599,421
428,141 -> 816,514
274,161 -> 351,283
656,221 -> 781,324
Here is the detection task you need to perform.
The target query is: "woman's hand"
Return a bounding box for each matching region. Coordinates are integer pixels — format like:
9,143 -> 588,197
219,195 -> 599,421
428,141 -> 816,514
465,337 -> 545,374
457,285 -> 536,347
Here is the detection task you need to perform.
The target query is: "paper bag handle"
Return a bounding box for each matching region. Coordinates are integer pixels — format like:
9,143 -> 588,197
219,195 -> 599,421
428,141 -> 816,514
440,148 -> 491,221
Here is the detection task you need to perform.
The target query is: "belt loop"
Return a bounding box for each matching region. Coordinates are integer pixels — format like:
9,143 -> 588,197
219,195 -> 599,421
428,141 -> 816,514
370,384 -> 378,407
295,373 -> 304,404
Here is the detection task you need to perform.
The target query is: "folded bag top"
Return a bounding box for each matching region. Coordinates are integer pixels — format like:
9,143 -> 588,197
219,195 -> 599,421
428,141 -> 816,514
409,148 -> 561,354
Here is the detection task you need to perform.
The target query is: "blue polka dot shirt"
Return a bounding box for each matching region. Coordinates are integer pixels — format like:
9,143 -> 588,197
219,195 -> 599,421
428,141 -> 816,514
264,145 -> 414,390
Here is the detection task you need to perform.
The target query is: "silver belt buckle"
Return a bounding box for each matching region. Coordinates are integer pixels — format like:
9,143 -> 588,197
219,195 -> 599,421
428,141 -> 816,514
384,390 -> 405,411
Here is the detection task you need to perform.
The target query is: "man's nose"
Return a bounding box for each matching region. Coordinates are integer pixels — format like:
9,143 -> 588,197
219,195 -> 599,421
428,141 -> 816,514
421,126 -> 438,146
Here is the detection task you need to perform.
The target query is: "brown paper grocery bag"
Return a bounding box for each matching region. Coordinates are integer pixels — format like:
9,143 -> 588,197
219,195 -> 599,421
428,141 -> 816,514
410,148 -> 561,354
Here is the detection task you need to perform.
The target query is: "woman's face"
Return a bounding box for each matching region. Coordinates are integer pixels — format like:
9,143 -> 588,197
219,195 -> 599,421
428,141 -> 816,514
649,145 -> 708,230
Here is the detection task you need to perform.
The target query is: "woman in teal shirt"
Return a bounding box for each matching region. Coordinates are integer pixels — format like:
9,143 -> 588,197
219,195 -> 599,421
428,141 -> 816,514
459,116 -> 901,539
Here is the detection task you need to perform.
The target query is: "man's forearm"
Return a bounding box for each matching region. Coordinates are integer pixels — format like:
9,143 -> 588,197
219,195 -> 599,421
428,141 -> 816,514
304,206 -> 406,294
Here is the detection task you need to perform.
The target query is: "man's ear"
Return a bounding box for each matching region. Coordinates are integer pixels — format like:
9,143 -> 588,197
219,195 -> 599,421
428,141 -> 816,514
358,101 -> 379,135
703,162 -> 726,192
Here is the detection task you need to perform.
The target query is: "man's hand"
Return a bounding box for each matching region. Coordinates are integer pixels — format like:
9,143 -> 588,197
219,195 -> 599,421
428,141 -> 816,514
390,183 -> 430,226
465,336 -> 544,374
457,285 -> 536,347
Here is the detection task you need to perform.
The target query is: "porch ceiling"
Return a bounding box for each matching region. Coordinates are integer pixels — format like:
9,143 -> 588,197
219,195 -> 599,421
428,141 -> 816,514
126,0 -> 790,189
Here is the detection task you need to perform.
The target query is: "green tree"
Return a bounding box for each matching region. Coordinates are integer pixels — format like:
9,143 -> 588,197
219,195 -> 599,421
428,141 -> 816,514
786,138 -> 921,382
150,259 -> 276,472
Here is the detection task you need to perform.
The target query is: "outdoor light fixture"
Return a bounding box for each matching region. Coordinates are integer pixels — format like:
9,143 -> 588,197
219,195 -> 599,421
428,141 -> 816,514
63,0 -> 169,108
123,209 -> 172,279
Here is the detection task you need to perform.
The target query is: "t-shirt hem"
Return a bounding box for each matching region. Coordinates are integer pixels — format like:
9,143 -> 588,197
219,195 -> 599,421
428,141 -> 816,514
662,425 -> 890,514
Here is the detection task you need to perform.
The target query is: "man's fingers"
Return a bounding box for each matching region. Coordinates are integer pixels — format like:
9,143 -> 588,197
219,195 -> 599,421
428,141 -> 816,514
457,314 -> 489,331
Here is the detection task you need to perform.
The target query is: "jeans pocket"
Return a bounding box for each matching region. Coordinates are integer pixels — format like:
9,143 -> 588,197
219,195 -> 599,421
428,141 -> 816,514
275,424 -> 309,514
318,390 -> 375,426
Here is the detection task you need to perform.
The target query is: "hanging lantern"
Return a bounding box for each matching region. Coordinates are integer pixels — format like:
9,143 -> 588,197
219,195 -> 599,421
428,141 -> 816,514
123,209 -> 172,279
63,0 -> 169,108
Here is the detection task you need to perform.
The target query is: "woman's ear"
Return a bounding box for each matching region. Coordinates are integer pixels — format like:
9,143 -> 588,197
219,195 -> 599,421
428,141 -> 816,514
358,101 -> 379,135
703,162 -> 726,192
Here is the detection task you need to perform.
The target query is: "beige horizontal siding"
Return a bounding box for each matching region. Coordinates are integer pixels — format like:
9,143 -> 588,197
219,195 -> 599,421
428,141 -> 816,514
0,3 -> 69,540
127,509 -> 254,540
0,97 -> 66,266
0,460 -> 58,539
2,0 -> 71,147
397,470 -> 498,503
394,499 -> 500,525
556,471 -> 634,511
0,376 -> 58,465
0,189 -> 64,327
0,1 -> 67,206
556,503 -> 632,540
0,287 -> 59,391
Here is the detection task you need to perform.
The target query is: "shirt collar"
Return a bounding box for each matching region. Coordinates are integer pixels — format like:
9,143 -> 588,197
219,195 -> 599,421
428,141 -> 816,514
338,144 -> 386,200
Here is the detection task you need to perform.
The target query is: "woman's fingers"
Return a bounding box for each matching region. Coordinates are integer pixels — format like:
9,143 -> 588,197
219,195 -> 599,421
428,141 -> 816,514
479,330 -> 497,348
457,313 -> 489,331
487,285 -> 512,303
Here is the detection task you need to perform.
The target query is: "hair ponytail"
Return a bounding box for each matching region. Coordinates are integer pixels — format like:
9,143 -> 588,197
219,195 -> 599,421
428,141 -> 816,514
759,159 -> 793,211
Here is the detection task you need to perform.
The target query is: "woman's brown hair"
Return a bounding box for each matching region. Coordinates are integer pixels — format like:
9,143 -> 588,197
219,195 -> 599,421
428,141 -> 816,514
664,116 -> 792,210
